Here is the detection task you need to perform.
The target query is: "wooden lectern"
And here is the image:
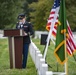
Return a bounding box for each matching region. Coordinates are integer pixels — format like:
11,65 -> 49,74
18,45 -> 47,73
3,29 -> 24,69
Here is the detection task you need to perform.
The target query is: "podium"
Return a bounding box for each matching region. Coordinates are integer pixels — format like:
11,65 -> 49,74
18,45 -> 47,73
3,29 -> 24,69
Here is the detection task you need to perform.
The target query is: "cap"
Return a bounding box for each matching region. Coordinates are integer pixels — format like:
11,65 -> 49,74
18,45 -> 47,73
17,13 -> 25,20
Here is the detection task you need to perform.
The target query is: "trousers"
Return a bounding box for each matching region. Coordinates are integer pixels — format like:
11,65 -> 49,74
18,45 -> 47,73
22,43 -> 29,68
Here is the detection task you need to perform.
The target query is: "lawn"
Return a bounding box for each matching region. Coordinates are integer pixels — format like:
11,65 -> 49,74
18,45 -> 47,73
0,38 -> 37,75
0,38 -> 76,75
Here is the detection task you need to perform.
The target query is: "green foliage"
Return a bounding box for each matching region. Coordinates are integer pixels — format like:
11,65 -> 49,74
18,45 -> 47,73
0,0 -> 76,31
66,0 -> 76,31
0,0 -> 25,29
29,0 -> 76,31
22,0 -> 38,22
29,0 -> 53,30
26,0 -> 38,4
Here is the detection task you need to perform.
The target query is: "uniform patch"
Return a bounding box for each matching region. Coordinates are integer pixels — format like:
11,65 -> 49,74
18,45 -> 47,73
24,26 -> 28,28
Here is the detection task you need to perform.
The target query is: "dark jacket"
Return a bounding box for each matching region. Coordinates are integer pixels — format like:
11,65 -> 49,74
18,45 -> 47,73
16,21 -> 34,44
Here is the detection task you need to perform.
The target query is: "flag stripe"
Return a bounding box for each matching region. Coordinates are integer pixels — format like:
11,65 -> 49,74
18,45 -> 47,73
52,22 -> 76,55
46,0 -> 76,64
46,7 -> 76,56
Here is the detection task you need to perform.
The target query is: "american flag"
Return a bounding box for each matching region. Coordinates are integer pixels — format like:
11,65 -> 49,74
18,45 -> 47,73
46,0 -> 60,40
66,21 -> 76,56
46,0 -> 76,56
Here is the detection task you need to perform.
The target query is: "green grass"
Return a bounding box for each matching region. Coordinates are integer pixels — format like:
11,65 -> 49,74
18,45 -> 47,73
32,39 -> 76,75
0,38 -> 37,75
0,38 -> 76,75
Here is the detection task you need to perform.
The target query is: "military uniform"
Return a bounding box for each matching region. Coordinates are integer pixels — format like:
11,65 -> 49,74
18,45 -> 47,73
16,13 -> 34,68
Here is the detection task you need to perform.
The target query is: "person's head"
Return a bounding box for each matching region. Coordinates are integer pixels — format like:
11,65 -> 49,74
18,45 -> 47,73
17,13 -> 26,22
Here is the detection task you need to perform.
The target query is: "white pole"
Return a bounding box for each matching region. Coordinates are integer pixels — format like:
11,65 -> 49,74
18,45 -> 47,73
43,7 -> 60,59
43,29 -> 52,59
64,33 -> 68,75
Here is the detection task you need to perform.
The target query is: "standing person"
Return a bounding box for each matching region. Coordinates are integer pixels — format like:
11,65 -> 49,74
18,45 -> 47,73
16,13 -> 34,68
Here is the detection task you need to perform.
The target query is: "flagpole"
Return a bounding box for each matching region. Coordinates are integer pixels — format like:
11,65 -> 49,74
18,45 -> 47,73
64,33 -> 68,75
43,18 -> 56,59
43,29 -> 51,59
43,12 -> 59,59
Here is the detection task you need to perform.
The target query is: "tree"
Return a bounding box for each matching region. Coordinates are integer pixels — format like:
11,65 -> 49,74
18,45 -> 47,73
66,0 -> 76,31
26,0 -> 38,4
22,0 -> 38,22
0,0 -> 25,29
29,0 -> 76,31
29,0 -> 53,30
